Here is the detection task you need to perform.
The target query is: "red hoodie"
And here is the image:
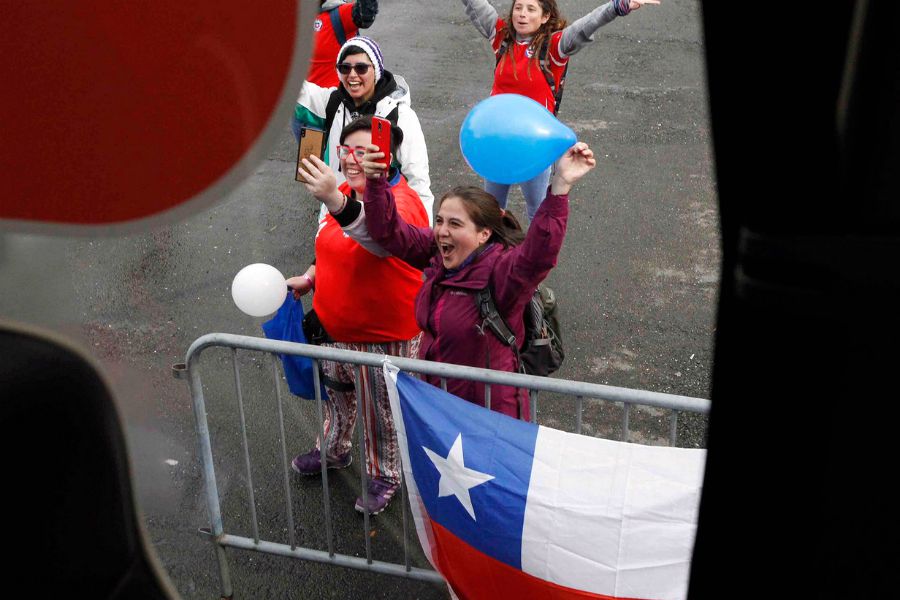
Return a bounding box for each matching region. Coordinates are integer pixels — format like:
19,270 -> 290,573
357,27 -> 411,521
313,176 -> 427,342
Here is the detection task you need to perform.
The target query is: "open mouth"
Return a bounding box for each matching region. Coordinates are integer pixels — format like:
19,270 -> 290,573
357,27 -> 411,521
347,81 -> 364,93
439,242 -> 455,260
345,165 -> 362,176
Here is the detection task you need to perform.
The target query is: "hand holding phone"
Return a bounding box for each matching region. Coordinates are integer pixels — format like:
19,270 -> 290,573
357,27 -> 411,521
296,127 -> 325,182
370,117 -> 392,170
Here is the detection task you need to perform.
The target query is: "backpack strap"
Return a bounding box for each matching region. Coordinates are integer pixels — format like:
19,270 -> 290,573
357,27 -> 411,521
329,7 -> 347,47
538,38 -> 569,116
495,36 -> 511,66
475,287 -> 517,348
322,90 -> 341,156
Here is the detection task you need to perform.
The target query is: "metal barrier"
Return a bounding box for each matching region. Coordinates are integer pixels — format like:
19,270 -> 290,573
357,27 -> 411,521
175,333 -> 711,599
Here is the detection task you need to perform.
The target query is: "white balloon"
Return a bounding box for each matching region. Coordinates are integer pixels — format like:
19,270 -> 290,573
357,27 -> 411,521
231,263 -> 287,317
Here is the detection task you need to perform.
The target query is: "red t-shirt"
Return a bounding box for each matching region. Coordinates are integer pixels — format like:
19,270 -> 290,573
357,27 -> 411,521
313,177 -> 428,343
490,19 -> 568,113
307,4 -> 358,88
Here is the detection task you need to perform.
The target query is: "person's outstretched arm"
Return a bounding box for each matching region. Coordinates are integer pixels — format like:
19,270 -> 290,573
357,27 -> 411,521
395,105 -> 434,224
460,0 -> 499,40
352,0 -> 378,29
295,79 -> 334,130
492,143 -> 597,312
360,146 -> 436,269
559,0 -> 660,57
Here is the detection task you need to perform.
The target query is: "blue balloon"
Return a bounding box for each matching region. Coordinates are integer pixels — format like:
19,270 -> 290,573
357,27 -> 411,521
459,94 -> 577,185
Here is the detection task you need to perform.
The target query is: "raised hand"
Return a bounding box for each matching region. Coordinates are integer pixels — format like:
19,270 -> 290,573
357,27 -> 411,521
297,155 -> 343,211
550,142 -> 596,196
360,143 -> 390,179
629,0 -> 661,11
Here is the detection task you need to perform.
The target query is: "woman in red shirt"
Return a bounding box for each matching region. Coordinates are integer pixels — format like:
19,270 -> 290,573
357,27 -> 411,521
286,116 -> 428,515
460,0 -> 658,222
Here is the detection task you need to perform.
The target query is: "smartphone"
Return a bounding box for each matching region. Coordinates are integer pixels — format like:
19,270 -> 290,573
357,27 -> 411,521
296,127 -> 325,181
371,116 -> 392,169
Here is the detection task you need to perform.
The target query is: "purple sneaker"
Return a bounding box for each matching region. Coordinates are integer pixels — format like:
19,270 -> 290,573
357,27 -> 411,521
354,476 -> 401,515
291,448 -> 351,476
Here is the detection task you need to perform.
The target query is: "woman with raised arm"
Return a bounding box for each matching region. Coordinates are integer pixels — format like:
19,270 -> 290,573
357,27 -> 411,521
295,35 -> 434,222
286,117 -> 428,516
357,140 -> 596,419
460,0 -> 657,222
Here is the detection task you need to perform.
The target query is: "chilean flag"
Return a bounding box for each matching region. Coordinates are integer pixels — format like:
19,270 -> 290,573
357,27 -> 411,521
383,363 -> 706,600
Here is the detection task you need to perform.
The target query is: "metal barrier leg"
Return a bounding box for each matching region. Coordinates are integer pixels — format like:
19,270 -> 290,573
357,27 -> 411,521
312,360 -> 336,556
402,464 -> 411,572
576,395 -> 584,435
669,412 -> 679,447
271,354 -> 297,549
355,365 -> 373,562
188,354 -> 233,599
231,349 -> 260,543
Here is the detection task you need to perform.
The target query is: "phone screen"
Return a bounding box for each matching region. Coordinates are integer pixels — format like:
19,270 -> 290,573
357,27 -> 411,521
296,127 -> 325,181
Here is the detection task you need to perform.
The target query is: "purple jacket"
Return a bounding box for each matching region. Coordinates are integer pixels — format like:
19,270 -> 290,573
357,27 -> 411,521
363,176 -> 569,419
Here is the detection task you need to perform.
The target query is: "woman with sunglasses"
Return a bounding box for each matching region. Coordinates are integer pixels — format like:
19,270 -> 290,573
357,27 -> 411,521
460,0 -> 658,222
354,139 -> 596,419
296,35 -> 434,223
286,117 -> 428,515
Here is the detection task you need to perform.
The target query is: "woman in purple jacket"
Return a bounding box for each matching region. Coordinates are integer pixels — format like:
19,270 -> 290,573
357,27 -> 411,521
357,142 -> 595,419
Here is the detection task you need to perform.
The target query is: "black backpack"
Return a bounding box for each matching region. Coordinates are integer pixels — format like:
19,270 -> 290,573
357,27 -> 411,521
475,283 -> 564,376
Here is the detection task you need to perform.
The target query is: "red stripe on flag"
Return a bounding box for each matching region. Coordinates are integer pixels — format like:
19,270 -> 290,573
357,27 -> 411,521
429,519 -> 651,600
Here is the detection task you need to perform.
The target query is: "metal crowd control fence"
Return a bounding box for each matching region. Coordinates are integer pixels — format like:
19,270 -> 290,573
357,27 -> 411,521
174,333 -> 711,599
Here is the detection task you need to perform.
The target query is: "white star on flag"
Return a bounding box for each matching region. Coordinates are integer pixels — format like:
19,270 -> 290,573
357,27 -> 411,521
423,433 -> 495,521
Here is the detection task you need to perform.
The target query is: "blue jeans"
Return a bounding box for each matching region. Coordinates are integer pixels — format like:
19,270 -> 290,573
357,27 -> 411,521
291,113 -> 302,143
484,166 -> 552,222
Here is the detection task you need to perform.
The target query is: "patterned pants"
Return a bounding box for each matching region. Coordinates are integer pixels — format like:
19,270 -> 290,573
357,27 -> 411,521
316,335 -> 420,484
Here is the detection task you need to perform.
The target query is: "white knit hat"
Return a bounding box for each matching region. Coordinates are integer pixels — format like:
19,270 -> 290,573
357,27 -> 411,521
337,36 -> 385,83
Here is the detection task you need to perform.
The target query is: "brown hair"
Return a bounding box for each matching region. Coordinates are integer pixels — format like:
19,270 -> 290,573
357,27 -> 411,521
498,0 -> 567,82
339,115 -> 403,157
437,186 -> 525,248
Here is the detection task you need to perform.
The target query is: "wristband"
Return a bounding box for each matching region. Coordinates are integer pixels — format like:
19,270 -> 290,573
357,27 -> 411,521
301,273 -> 314,290
330,194 -> 348,215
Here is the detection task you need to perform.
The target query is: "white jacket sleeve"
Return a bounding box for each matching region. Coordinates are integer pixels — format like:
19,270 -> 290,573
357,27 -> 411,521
395,105 -> 434,224
296,80 -> 334,119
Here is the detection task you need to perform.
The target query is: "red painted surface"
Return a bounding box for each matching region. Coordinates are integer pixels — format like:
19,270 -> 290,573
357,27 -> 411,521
0,2 -> 297,224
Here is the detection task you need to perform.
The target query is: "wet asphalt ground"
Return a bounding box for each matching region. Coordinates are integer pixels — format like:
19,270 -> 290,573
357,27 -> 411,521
0,1 -> 717,598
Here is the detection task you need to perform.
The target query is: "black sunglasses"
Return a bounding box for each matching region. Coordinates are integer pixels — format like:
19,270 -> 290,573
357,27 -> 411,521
337,62 -> 372,76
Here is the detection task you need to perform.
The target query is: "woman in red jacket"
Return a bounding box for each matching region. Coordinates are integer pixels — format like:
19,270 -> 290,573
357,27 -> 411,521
357,141 -> 595,419
460,0 -> 657,222
287,116 -> 427,515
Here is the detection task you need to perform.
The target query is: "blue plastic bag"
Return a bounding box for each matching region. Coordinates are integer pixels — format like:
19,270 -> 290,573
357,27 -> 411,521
261,295 -> 328,400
